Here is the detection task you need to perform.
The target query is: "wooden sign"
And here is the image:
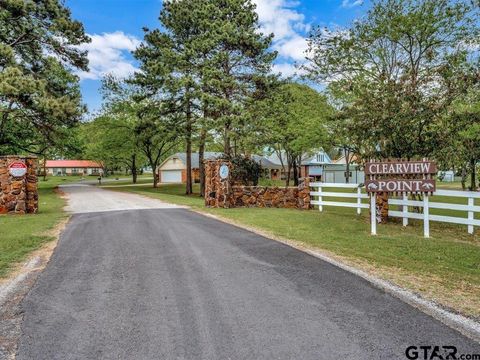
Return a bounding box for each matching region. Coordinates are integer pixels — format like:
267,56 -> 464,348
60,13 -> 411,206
365,161 -> 436,175
365,179 -> 435,193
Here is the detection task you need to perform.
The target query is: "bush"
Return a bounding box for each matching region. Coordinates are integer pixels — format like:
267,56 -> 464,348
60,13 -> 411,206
224,154 -> 262,186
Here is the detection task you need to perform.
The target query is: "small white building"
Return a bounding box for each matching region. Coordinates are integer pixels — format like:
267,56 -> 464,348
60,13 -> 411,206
321,154 -> 365,184
438,170 -> 455,182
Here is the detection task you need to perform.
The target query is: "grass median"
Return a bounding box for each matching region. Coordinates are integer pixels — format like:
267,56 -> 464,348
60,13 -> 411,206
102,182 -> 480,318
0,176 -> 83,278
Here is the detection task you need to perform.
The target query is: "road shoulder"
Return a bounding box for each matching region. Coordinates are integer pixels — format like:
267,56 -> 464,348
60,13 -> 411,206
0,218 -> 68,359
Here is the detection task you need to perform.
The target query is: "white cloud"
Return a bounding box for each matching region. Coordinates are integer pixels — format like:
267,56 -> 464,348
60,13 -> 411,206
254,0 -> 306,40
253,0 -> 309,65
341,0 -> 363,8
272,63 -> 305,77
76,31 -> 141,81
274,34 -> 308,61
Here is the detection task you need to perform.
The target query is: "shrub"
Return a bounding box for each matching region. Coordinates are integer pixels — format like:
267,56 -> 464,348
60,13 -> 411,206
224,154 -> 262,186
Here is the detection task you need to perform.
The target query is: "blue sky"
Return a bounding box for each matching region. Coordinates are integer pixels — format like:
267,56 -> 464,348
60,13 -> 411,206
65,0 -> 369,114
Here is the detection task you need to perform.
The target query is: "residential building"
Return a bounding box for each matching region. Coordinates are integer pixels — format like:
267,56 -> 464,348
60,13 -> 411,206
266,150 -> 333,181
322,154 -> 365,184
157,152 -> 282,183
44,160 -> 103,176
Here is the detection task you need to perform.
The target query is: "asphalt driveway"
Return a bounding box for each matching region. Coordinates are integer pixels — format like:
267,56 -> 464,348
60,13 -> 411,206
16,185 -> 479,359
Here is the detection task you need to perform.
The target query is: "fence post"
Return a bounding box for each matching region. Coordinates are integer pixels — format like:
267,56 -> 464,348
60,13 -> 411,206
423,195 -> 430,238
318,184 -> 323,212
371,193 -> 377,235
402,193 -> 408,227
357,187 -> 361,215
468,197 -> 474,234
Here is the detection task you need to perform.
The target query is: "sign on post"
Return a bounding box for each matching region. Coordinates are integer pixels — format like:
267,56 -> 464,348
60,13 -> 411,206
219,164 -> 229,180
365,159 -> 437,237
365,161 -> 437,176
365,179 -> 435,193
8,161 -> 27,177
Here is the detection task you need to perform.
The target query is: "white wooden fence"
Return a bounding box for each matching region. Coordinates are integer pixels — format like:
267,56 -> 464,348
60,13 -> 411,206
310,182 -> 480,237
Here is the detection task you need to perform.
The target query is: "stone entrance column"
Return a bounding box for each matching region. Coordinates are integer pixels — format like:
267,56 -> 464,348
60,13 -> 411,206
0,155 -> 38,214
204,160 -> 233,208
375,192 -> 389,223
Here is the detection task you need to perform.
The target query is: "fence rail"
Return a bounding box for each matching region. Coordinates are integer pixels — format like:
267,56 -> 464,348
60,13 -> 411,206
310,182 -> 367,215
309,182 -> 479,237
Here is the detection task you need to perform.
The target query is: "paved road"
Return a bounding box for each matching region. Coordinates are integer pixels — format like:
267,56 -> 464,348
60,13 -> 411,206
60,184 -> 180,213
17,186 -> 479,359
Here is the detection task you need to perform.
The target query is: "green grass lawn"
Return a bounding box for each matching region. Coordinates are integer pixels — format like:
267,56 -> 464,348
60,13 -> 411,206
99,177 -> 154,186
0,176 -> 81,277
107,181 -> 480,318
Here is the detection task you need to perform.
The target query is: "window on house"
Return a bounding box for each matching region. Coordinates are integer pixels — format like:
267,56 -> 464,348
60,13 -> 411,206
316,154 -> 325,163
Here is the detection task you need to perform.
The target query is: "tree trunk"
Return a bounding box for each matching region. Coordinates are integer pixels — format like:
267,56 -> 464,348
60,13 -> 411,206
275,148 -> 287,187
185,98 -> 193,195
148,158 -> 158,188
131,154 -> 137,184
224,122 -> 231,156
293,159 -> 299,186
461,167 -> 467,191
185,129 -> 192,194
286,162 -> 291,187
153,168 -> 159,188
43,155 -> 47,181
470,158 -> 477,191
199,128 -> 206,197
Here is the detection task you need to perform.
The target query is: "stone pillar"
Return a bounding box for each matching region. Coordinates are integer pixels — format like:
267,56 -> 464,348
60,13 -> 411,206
297,177 -> 311,210
375,192 -> 389,223
204,159 -> 233,208
0,155 -> 38,214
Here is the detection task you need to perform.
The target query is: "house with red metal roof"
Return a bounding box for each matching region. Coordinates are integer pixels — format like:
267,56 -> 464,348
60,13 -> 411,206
44,160 -> 104,176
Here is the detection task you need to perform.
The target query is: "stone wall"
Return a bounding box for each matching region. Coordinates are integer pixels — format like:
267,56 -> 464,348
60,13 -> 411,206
204,159 -> 311,210
232,179 -> 310,210
0,156 -> 38,214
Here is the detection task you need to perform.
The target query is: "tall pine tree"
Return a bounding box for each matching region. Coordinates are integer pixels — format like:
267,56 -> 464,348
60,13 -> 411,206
133,0 -> 276,194
0,0 -> 90,154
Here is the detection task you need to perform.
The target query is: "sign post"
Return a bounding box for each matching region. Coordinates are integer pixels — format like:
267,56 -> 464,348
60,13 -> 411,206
423,195 -> 430,238
365,159 -> 436,236
370,193 -> 377,235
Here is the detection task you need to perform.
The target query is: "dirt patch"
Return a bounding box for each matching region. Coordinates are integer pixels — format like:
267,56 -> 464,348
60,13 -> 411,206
0,217 -> 69,359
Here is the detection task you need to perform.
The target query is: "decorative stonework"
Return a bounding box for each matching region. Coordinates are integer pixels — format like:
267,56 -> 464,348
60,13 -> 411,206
204,160 -> 233,208
0,156 -> 38,214
204,159 -> 311,210
232,178 -> 310,209
375,192 -> 389,223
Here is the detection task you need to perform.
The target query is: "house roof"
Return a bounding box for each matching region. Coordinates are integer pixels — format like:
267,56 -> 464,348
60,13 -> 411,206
167,152 -> 223,169
266,150 -> 332,166
45,160 -> 103,168
161,152 -> 282,170
251,155 -> 283,169
333,154 -> 360,164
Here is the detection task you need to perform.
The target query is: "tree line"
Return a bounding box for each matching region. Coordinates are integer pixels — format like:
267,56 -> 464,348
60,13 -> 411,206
1,0 -> 479,191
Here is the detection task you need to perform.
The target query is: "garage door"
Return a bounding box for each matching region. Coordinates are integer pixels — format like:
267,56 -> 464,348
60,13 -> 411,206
161,170 -> 182,183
